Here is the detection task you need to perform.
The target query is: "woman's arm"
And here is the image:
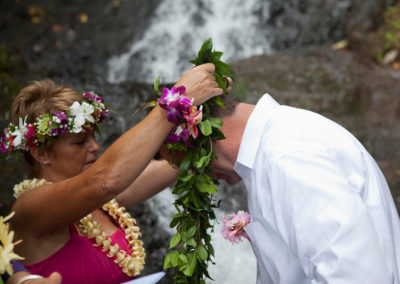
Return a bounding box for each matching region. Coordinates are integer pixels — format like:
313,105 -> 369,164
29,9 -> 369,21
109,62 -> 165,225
116,159 -> 178,208
11,63 -> 222,236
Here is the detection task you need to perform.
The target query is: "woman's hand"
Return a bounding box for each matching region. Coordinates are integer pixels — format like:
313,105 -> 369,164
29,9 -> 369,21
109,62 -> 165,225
174,63 -> 223,105
6,272 -> 62,284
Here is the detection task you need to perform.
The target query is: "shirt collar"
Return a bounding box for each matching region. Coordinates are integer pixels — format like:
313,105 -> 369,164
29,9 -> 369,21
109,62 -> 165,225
234,94 -> 280,175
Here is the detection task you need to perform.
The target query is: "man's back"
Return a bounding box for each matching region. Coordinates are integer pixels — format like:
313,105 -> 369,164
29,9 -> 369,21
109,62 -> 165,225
236,94 -> 400,283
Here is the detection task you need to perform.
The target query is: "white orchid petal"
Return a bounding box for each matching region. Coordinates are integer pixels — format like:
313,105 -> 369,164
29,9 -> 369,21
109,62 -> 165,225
69,101 -> 82,116
74,115 -> 85,128
82,102 -> 94,114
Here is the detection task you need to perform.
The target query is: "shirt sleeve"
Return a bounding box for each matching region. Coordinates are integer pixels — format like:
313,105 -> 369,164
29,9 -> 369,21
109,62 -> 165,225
269,149 -> 393,284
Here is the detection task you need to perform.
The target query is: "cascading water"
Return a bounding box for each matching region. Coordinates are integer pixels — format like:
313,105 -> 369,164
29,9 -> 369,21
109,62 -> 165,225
106,0 -> 272,84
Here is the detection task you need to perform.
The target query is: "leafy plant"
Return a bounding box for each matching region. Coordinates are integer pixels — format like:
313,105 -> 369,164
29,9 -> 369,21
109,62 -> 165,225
157,38 -> 235,283
377,4 -> 400,62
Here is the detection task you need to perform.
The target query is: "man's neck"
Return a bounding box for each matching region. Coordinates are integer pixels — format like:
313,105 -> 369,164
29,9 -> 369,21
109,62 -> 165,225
221,103 -> 255,165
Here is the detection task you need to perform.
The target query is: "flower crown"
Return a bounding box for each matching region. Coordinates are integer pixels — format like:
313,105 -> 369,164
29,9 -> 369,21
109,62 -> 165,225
0,91 -> 109,156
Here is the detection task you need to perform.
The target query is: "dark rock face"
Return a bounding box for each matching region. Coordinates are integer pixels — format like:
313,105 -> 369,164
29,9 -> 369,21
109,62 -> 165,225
0,0 -> 160,85
266,0 -> 396,48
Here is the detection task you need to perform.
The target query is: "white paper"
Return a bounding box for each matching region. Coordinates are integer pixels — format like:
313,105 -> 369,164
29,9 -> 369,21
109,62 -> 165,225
121,271 -> 166,284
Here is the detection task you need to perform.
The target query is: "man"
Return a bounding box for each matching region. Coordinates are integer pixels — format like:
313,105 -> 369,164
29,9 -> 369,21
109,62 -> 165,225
207,94 -> 400,283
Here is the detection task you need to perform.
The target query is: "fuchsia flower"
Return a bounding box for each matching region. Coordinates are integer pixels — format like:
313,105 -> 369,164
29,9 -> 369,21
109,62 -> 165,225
158,86 -> 203,145
221,210 -> 250,244
0,135 -> 8,152
83,91 -> 105,103
158,86 -> 190,124
24,124 -> 37,148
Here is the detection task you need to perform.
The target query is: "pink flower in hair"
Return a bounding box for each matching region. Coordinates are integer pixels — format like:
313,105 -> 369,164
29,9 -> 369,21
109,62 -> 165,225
221,210 -> 250,244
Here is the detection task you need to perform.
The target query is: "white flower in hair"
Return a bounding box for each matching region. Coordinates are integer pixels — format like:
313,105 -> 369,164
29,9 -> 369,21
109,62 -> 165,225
11,118 -> 28,148
70,101 -> 95,133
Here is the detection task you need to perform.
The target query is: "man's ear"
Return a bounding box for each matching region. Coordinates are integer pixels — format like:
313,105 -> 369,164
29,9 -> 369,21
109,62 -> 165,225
30,146 -> 50,166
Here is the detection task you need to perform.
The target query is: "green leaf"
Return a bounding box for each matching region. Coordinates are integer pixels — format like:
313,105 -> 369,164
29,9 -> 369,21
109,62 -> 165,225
163,254 -> 172,270
211,96 -> 226,110
169,233 -> 181,248
186,226 -> 196,238
179,156 -> 191,173
208,117 -> 223,128
197,245 -> 208,261
213,60 -> 236,78
196,181 -> 218,194
212,51 -> 223,60
170,250 -> 180,267
179,173 -> 194,182
178,253 -> 188,266
214,73 -> 226,93
154,76 -> 161,96
211,128 -> 226,140
194,156 -> 209,169
199,120 -> 212,136
183,252 -> 196,276
186,237 -> 197,247
163,252 -> 172,269
170,213 -> 182,228
208,244 -> 215,257
197,38 -> 213,64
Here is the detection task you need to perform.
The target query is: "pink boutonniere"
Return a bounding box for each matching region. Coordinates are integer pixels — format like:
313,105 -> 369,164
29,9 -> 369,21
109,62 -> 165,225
221,210 -> 250,244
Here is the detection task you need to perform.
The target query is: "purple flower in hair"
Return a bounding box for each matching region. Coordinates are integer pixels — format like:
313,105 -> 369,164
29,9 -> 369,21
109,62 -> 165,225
54,111 -> 67,122
84,92 -> 104,103
0,135 -> 8,153
49,111 -> 68,136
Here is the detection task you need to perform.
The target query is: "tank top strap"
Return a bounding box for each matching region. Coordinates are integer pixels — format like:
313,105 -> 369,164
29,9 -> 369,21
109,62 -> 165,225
68,223 -> 81,237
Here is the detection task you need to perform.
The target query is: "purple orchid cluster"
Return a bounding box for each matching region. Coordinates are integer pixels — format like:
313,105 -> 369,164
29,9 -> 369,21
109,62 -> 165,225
157,86 -> 203,146
49,112 -> 68,136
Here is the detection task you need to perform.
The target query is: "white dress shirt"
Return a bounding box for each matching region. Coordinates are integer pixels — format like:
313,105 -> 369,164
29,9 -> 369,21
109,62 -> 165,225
234,94 -> 400,284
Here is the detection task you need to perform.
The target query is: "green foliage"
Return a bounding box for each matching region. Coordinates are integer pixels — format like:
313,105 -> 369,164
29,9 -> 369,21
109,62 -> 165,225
158,38 -> 235,283
377,4 -> 400,62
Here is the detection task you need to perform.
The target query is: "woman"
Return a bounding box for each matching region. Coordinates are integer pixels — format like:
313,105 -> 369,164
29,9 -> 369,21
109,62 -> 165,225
1,63 -> 222,284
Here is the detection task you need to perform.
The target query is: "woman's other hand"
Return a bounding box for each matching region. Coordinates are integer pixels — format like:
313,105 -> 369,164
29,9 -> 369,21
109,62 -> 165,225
7,272 -> 62,284
174,63 -> 223,105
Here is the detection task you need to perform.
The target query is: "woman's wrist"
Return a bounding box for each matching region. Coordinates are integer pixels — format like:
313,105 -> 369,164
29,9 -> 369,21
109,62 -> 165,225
15,274 -> 43,284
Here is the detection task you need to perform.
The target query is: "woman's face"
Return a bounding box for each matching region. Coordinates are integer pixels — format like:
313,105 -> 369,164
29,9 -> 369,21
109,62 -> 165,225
44,130 -> 101,182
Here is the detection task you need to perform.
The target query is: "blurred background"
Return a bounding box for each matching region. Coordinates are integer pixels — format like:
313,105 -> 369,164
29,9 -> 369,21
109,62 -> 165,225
1,0 -> 400,283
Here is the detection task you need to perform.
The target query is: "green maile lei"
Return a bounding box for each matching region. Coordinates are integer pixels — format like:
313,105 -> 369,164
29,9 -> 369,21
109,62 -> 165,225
154,38 -> 235,283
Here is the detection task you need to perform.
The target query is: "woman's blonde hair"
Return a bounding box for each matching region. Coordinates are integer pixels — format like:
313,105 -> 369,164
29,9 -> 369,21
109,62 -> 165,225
11,79 -> 83,178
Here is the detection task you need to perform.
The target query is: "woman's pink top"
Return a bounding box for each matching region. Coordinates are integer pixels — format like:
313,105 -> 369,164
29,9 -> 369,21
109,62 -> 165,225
26,224 -> 133,284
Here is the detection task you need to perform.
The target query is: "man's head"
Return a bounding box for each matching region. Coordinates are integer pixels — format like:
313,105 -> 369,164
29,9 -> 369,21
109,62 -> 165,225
208,95 -> 253,185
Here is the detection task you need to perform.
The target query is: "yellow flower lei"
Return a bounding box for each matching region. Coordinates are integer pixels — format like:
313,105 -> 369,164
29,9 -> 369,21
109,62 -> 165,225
13,179 -> 146,277
0,212 -> 24,275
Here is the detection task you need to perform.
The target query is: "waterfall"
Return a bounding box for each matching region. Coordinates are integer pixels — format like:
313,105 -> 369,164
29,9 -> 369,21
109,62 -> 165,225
106,0 -> 272,84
